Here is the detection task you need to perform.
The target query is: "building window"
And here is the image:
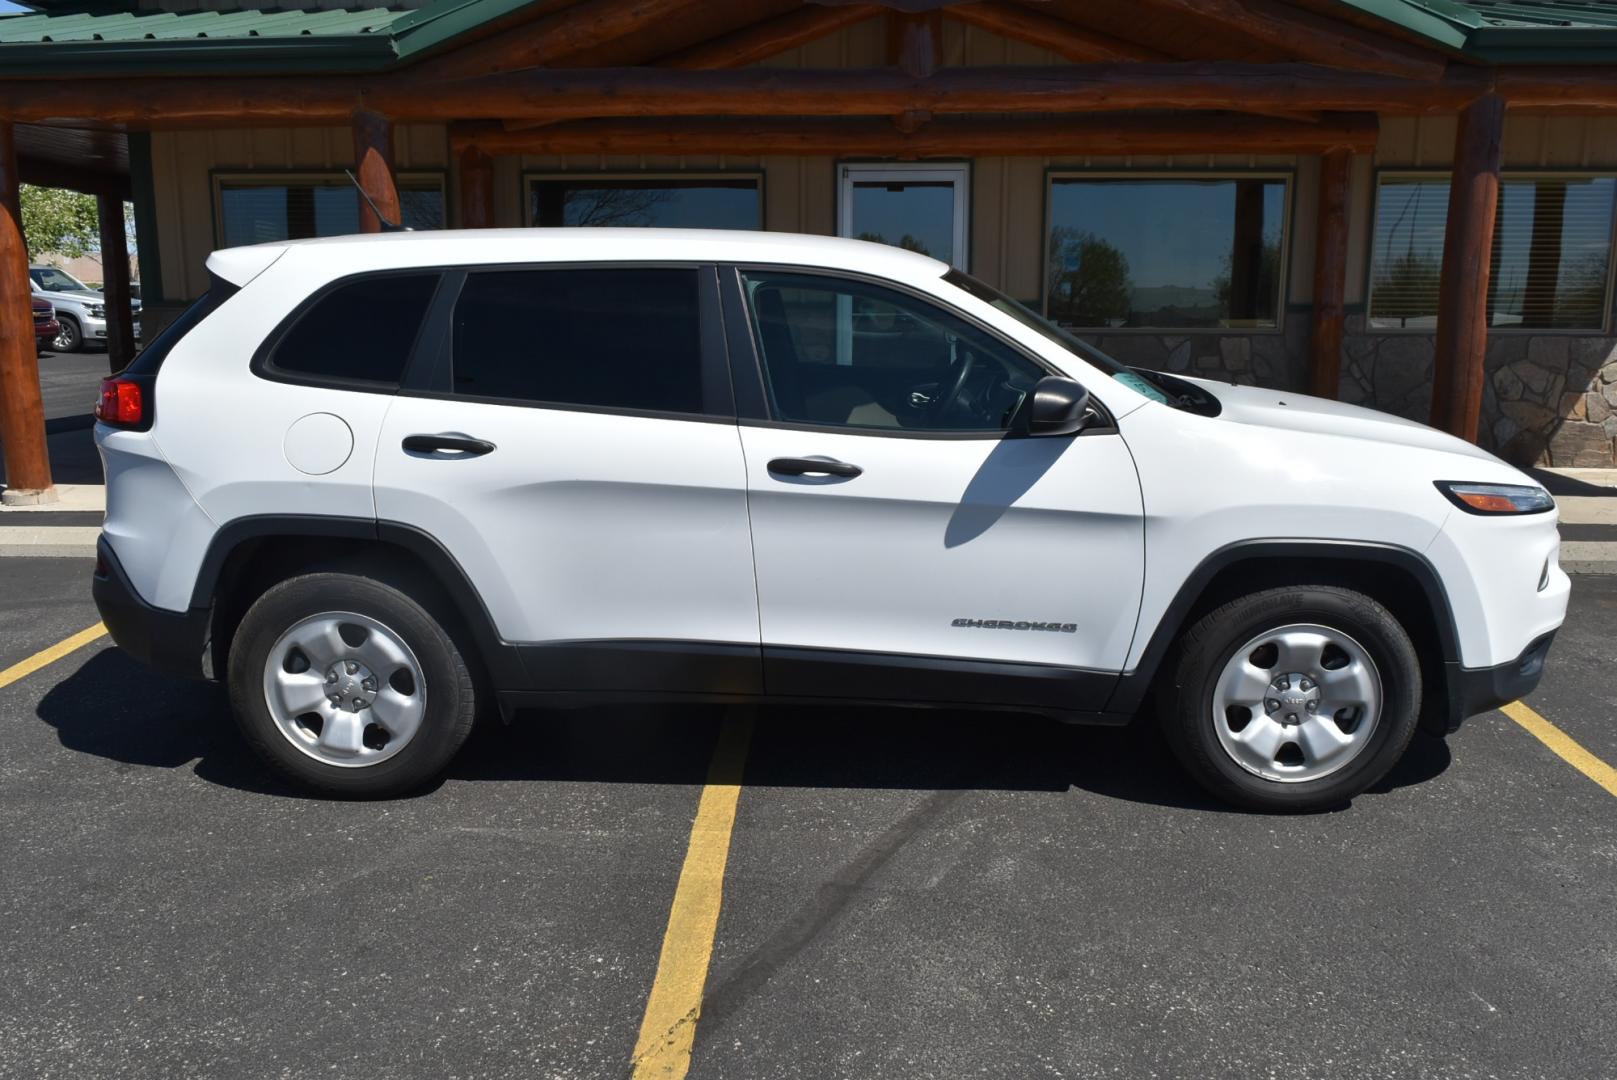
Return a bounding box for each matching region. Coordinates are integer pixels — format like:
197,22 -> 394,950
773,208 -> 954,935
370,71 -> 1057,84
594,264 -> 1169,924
838,163 -> 970,270
1044,173 -> 1289,331
528,174 -> 762,229
215,173 -> 444,247
1370,173 -> 1617,331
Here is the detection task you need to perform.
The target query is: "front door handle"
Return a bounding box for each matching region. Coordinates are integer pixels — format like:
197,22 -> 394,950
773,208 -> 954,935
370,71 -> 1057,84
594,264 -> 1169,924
767,457 -> 862,479
403,433 -> 496,456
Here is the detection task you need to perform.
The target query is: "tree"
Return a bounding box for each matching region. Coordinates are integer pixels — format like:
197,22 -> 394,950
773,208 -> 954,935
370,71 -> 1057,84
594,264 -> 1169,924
1046,226 -> 1131,327
19,184 -> 101,260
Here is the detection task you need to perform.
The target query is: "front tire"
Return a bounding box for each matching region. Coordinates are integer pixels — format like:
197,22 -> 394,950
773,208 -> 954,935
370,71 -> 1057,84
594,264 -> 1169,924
52,315 -> 82,353
227,572 -> 476,796
1157,585 -> 1421,812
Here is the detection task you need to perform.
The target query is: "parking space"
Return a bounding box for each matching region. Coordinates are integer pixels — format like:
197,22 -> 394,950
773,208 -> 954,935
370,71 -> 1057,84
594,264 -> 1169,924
1,558 -> 1613,1079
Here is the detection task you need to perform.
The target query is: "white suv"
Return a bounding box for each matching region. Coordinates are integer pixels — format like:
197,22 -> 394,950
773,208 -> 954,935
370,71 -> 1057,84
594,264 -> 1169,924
92,230 -> 1568,810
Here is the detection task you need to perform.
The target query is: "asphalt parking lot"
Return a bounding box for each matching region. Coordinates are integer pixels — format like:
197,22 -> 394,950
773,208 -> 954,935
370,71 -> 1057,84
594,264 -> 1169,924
1,556 -> 1613,1080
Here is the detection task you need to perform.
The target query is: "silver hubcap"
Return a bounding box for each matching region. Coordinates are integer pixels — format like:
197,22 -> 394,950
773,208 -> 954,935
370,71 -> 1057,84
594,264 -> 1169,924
262,612 -> 426,768
1211,623 -> 1382,783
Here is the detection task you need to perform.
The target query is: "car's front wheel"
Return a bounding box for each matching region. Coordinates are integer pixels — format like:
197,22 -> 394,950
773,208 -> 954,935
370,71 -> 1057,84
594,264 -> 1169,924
1158,585 -> 1421,812
227,572 -> 476,796
52,315 -> 82,353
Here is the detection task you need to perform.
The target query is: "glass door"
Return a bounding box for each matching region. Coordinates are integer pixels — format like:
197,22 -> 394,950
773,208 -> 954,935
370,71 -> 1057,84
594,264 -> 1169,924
838,163 -> 970,270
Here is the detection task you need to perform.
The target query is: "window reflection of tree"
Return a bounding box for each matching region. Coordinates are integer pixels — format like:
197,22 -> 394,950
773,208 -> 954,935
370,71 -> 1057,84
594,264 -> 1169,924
1046,226 -> 1131,328
561,187 -> 676,227
857,231 -> 933,257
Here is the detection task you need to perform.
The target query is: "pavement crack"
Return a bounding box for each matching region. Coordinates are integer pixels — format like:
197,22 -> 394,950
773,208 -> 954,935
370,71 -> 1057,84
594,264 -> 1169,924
694,781 -> 975,1034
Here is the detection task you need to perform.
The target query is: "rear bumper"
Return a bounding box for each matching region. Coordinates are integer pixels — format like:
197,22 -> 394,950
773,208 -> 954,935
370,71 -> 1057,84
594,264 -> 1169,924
91,536 -> 211,680
1435,631 -> 1556,735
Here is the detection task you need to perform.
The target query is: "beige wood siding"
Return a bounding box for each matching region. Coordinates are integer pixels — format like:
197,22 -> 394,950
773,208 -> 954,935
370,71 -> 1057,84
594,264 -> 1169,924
149,123 -> 448,298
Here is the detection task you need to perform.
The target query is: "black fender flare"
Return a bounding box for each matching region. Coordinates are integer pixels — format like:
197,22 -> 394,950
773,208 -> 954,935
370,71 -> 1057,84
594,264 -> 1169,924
192,514 -> 525,688
1105,538 -> 1462,718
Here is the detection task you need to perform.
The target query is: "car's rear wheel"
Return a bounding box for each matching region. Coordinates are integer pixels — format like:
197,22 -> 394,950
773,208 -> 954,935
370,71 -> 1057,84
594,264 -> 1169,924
52,315 -> 82,353
1157,585 -> 1421,812
227,572 -> 476,796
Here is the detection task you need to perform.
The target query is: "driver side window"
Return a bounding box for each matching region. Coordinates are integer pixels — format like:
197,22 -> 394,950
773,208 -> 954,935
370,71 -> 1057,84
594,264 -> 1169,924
740,270 -> 1045,433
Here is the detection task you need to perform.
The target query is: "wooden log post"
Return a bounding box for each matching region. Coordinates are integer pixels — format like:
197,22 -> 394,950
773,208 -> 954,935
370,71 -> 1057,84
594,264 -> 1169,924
458,145 -> 494,228
1430,94 -> 1504,440
0,121 -> 55,503
98,191 -> 136,373
352,109 -> 400,233
1309,147 -> 1352,398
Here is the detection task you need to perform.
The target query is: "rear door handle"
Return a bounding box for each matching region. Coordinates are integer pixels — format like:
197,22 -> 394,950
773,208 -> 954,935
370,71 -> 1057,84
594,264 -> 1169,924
402,433 -> 496,456
767,457 -> 862,478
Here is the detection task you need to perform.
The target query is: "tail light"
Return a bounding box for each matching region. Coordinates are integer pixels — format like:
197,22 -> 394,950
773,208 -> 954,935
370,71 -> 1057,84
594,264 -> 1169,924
96,377 -> 147,429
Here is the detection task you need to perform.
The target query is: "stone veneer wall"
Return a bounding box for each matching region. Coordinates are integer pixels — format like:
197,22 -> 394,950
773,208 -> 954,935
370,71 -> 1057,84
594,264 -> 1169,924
1083,317 -> 1617,468
1084,320 -> 1313,396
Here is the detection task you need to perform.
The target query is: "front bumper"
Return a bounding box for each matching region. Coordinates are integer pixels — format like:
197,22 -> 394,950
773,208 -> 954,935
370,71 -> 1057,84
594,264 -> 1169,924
1434,630 -> 1557,735
91,536 -> 211,680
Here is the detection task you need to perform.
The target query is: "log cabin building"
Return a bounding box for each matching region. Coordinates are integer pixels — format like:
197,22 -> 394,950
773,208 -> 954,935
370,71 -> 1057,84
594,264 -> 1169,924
5,0 -> 1617,499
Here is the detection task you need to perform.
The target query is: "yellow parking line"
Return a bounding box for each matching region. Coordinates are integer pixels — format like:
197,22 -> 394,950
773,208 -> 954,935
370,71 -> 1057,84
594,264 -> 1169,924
630,712 -> 754,1080
1502,700 -> 1617,799
0,622 -> 107,691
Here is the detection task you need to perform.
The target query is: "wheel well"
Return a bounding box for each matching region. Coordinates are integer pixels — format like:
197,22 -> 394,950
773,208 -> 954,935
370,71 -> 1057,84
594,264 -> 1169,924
1143,552 -> 1455,732
206,533 -> 509,692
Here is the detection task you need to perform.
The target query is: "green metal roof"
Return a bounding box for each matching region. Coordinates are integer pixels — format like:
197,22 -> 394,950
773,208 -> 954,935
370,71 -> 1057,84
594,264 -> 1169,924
1335,0 -> 1617,60
0,4 -> 413,73
0,8 -> 407,42
6,0 -> 1617,76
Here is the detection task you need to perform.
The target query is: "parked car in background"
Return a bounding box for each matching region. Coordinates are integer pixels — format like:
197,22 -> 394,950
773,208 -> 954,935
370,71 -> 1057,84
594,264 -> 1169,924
29,264 -> 141,353
32,297 -> 59,353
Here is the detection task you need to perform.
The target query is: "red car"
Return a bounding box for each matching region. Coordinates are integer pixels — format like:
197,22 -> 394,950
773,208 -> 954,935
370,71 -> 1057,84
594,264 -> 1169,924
32,297 -> 59,353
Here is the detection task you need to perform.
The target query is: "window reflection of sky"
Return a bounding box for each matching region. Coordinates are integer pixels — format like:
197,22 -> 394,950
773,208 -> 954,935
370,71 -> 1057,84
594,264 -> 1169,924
1049,179 -> 1284,289
850,181 -> 956,264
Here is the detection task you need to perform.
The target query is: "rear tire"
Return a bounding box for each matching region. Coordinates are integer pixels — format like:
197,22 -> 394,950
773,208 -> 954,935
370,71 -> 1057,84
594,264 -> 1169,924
227,572 -> 476,797
1157,585 -> 1421,812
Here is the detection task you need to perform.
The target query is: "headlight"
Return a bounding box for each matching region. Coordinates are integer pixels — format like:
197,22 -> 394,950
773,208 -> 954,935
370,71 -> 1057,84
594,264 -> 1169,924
87,304 -> 105,318
1435,481 -> 1555,515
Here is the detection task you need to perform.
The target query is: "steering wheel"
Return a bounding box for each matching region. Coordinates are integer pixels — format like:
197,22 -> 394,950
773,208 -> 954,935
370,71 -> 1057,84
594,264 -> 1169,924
929,343 -> 976,423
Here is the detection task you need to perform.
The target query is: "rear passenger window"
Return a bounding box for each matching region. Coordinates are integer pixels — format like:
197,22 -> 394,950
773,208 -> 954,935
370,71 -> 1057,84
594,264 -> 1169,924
450,268 -> 704,414
268,273 -> 439,385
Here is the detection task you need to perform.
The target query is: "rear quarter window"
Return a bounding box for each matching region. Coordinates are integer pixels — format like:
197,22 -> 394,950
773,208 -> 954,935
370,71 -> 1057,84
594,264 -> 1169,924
264,272 -> 440,386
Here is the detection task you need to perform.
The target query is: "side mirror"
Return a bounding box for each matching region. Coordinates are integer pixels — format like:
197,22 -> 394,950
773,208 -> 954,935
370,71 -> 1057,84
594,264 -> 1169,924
1027,375 -> 1093,436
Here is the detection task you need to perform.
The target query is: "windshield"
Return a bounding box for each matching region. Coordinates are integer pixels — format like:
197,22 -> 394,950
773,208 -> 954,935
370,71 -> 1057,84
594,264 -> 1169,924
941,269 -> 1169,404
32,267 -> 91,292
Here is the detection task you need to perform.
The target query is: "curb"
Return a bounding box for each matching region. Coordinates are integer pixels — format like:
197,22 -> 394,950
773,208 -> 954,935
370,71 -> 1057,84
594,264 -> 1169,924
1558,541 -> 1617,576
0,526 -> 100,559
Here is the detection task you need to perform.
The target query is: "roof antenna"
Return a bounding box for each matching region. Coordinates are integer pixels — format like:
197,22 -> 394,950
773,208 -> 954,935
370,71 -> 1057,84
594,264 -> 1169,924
345,169 -> 411,233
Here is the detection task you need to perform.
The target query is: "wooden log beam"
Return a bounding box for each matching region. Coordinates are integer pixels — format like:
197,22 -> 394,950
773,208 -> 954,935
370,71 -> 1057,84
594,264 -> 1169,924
658,4 -> 882,69
97,191 -> 135,373
0,121 -> 54,503
458,144 -> 494,228
1497,68 -> 1617,110
504,3 -> 885,135
0,64 -> 1483,126
351,108 -> 399,232
420,0 -> 705,81
948,1 -> 1167,62
1430,94 -> 1504,441
1128,0 -> 1448,81
1309,147 -> 1351,399
458,112 -> 1379,157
